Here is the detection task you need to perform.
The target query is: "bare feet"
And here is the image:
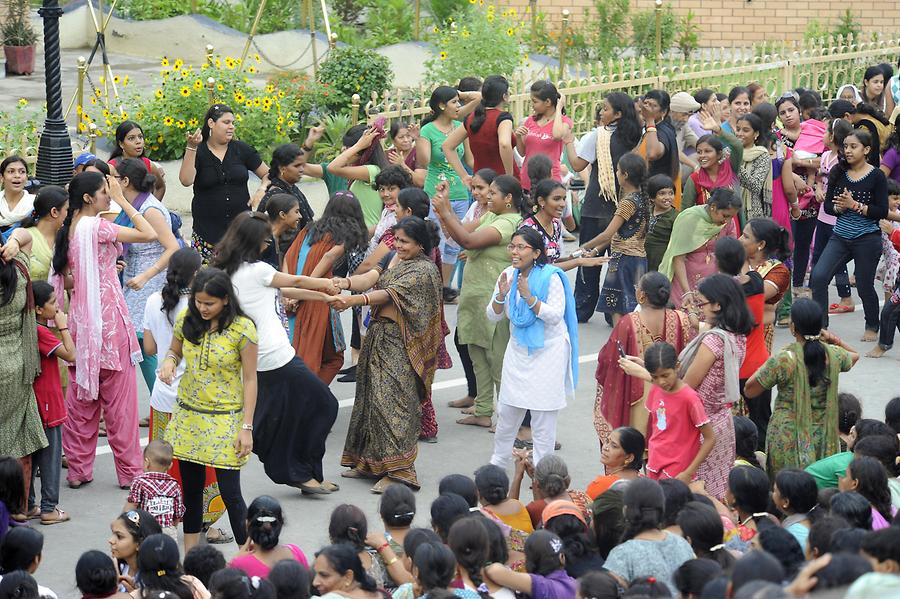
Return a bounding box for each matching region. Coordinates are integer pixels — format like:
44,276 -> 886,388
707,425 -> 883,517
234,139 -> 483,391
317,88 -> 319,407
461,406 -> 475,415
457,415 -> 492,428
861,330 -> 878,342
866,345 -> 887,358
448,396 -> 475,409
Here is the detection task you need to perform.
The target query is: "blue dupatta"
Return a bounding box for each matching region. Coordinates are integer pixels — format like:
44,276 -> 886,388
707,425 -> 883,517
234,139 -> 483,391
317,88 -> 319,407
509,264 -> 579,386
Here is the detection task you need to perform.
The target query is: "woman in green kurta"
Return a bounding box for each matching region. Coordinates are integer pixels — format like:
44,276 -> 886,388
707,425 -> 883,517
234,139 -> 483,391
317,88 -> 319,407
0,229 -> 49,496
432,174 -> 524,427
744,298 -> 858,473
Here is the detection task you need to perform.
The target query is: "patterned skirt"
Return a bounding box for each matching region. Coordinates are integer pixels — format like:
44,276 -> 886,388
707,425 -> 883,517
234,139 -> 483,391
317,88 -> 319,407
191,232 -> 217,265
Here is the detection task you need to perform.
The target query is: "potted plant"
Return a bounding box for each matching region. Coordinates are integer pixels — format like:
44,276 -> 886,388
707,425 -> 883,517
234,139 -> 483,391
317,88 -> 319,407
2,0 -> 39,75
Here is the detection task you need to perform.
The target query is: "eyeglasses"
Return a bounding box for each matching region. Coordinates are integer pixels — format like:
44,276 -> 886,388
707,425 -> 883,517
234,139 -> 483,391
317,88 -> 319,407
506,243 -> 534,252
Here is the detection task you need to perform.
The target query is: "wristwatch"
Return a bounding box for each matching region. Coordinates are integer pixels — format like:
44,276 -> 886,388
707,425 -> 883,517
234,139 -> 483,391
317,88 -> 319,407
241,423 -> 254,431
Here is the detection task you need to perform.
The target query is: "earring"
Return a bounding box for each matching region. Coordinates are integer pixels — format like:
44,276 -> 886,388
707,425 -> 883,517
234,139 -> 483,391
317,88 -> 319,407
533,204 -> 540,213
506,202 -> 512,209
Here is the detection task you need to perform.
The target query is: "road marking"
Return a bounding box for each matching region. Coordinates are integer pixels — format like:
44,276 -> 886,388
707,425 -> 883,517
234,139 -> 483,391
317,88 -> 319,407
94,353 -> 600,456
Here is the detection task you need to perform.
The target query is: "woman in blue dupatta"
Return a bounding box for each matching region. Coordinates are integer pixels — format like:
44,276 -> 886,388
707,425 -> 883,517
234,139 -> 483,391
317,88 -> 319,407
283,191 -> 368,384
488,227 -> 579,470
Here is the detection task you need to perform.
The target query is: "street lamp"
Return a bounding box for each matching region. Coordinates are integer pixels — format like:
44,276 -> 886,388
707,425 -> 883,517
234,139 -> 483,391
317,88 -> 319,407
35,0 -> 73,186
654,0 -> 663,64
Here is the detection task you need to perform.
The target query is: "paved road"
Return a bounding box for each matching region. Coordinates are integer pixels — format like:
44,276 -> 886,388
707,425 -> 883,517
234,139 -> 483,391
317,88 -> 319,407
30,250 -> 900,597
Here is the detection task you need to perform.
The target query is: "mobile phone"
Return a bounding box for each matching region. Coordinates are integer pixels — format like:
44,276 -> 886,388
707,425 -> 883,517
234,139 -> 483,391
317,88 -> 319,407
616,340 -> 626,358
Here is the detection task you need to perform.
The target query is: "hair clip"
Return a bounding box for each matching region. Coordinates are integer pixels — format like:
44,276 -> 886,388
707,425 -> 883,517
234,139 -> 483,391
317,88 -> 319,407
157,569 -> 166,576
125,510 -> 140,525
647,577 -> 656,584
710,544 -> 726,552
549,538 -> 564,554
803,334 -> 821,341
255,515 -> 277,523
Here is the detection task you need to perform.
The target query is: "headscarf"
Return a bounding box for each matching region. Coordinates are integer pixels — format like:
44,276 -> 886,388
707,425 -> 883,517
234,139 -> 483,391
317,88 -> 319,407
835,84 -> 863,105
657,205 -> 726,279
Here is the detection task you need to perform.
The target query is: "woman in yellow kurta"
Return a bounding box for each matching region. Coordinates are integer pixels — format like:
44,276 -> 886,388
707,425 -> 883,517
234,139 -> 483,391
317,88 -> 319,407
159,267 -> 257,552
22,186 -> 68,282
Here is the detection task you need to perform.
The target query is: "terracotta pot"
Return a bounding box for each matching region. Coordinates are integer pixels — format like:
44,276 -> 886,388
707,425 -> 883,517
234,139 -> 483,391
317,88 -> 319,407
4,45 -> 35,75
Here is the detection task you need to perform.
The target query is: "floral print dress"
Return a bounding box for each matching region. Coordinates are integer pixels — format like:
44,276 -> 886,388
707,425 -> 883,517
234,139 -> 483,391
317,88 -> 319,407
165,313 -> 257,469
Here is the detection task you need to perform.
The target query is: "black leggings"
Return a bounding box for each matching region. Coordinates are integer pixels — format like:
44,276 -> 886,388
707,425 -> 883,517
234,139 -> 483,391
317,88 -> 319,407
454,327 -> 477,398
180,460 -> 247,545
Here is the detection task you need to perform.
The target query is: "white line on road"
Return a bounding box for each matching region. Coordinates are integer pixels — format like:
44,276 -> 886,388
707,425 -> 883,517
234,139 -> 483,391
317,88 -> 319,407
94,353 -> 600,456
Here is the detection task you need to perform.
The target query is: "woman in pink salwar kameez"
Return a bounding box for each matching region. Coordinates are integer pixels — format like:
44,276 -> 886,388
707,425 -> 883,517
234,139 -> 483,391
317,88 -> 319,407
51,172 -> 158,488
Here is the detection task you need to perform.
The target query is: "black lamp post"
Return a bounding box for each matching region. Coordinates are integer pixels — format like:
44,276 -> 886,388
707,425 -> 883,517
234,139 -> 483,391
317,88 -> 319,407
35,0 -> 73,186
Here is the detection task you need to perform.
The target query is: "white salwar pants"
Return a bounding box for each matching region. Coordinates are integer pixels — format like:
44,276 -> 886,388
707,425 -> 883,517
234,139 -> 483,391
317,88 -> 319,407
490,404 -> 559,469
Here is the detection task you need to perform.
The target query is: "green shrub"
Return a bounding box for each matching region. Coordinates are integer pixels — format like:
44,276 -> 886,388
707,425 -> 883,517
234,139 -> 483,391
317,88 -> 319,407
425,5 -> 524,84
832,9 -> 860,40
803,18 -> 828,42
676,9 -> 700,60
365,0 -> 415,47
579,0 -> 629,62
630,5 -> 677,60
116,0 -> 188,21
429,0 -> 467,25
316,46 -> 394,112
267,71 -> 332,139
332,0 -> 369,25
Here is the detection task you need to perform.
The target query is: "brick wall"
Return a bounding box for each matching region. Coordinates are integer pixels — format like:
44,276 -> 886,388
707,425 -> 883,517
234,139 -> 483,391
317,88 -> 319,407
506,0 -> 900,46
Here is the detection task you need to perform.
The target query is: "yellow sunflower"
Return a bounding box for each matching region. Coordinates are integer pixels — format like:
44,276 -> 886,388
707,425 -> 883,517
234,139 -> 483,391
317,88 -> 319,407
163,116 -> 174,126
225,57 -> 236,69
176,120 -> 186,129
181,69 -> 190,78
180,87 -> 191,97
234,92 -> 245,103
161,57 -> 169,67
188,118 -> 199,127
440,51 -> 448,60
155,89 -> 164,98
254,53 -> 261,62
247,66 -> 257,74
193,79 -> 203,91
174,59 -> 183,69
265,84 -> 275,93
123,75 -> 130,86
217,84 -> 224,91
17,98 -> 27,106
506,27 -> 514,36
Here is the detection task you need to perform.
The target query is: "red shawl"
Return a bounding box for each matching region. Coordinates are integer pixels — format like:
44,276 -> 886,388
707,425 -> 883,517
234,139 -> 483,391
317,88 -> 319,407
689,160 -> 737,205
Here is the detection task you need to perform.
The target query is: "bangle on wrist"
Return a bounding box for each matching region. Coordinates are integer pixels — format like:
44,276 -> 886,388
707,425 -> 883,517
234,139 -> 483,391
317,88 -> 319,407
57,327 -> 68,331
528,296 -> 539,309
376,542 -> 390,553
384,556 -> 399,567
241,423 -> 253,431
185,146 -> 197,152
493,294 -> 506,304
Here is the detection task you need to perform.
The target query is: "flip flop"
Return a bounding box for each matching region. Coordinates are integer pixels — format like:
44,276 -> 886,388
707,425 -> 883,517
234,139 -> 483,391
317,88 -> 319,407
829,303 -> 855,314
40,507 -> 70,525
206,527 -> 234,544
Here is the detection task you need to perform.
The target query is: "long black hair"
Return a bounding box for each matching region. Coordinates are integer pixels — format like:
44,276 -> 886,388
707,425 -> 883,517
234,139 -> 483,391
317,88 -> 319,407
182,267 -> 244,345
746,217 -> 792,261
829,128 -> 877,188
676,502 -> 735,570
469,75 -> 509,134
728,466 -> 771,522
0,527 -> 43,574
737,113 -> 769,148
109,120 -> 147,160
733,416 -> 763,469
52,171 -> 106,275
0,458 -> 24,517
160,247 -> 202,325
112,509 -> 162,569
212,212 -> 272,275
854,434 -> 900,477
474,464 -> 508,506
307,191 -> 368,251
421,86 -> 459,127
774,469 -> 820,520
20,184 -> 67,228
315,544 -> 377,593
790,298 -> 828,388
342,124 -> 389,170
847,456 -> 894,523
530,80 -> 562,109
136,534 -> 193,599
697,274 -> 754,335
604,92 -> 643,150
246,495 -> 284,551
861,65 -> 887,110
268,560 -> 309,599
413,542 -> 457,593
397,188 -> 440,250
829,491 -> 873,530
610,426 -> 645,471
379,483 -> 416,528
621,478 -> 665,542
328,504 -> 368,551
543,513 -> 599,577
447,518 -> 492,599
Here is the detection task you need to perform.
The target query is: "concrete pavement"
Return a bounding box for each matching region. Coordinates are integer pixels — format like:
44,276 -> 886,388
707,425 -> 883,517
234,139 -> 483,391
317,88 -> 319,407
29,247 -> 900,597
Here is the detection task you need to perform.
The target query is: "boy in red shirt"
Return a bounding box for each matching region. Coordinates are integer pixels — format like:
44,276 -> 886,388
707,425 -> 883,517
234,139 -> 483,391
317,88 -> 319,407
30,281 -> 75,524
869,181 -> 900,357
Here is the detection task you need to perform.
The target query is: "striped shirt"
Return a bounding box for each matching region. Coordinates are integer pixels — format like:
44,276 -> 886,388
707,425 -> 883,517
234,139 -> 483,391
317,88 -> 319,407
127,472 -> 185,528
826,167 -> 889,239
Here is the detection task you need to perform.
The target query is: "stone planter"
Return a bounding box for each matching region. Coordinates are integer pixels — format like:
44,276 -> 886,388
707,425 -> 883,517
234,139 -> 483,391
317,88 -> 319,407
3,44 -> 36,75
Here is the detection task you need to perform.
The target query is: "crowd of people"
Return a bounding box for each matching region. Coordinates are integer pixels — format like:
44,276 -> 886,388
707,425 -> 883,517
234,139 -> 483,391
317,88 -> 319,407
1,59 -> 900,598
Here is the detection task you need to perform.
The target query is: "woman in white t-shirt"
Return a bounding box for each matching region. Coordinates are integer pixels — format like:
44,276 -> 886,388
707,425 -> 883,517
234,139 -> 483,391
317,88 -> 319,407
213,211 -> 342,495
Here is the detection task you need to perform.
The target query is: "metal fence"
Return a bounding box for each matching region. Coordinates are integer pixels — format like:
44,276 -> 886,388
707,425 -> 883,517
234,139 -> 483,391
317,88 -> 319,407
359,33 -> 900,136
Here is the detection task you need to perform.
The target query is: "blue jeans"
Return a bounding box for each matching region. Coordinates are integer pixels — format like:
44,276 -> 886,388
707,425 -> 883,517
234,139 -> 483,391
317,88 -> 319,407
29,425 -> 62,513
812,221 -> 851,299
437,199 -> 471,266
810,232 -> 882,330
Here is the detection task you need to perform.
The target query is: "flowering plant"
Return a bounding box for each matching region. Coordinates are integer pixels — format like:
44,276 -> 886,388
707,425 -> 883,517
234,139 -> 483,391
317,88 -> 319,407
0,100 -> 44,172
81,53 -> 292,161
425,3 -> 526,84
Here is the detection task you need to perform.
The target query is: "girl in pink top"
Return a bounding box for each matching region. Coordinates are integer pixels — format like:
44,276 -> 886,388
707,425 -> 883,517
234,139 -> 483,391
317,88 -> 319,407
619,342 -> 716,484
516,81 -> 573,191
51,172 -> 157,489
230,496 -> 309,579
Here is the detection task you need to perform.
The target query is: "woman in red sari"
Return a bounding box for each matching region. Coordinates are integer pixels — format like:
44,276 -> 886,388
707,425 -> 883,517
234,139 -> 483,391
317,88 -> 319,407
284,191 -> 368,384
594,272 -> 695,446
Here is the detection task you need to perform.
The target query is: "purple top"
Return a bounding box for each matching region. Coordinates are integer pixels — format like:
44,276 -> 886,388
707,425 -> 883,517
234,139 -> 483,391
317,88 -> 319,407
883,147 -> 900,183
529,569 -> 577,599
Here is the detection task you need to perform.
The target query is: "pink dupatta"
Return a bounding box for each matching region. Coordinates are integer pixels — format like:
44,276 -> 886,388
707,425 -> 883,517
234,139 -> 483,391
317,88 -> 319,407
51,216 -> 103,401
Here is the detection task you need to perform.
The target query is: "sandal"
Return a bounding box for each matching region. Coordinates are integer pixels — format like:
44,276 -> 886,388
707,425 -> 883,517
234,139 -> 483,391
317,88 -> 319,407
206,527 -> 234,544
67,479 -> 92,489
370,478 -> 394,494
40,507 -> 70,525
320,480 -> 340,492
829,303 -> 855,314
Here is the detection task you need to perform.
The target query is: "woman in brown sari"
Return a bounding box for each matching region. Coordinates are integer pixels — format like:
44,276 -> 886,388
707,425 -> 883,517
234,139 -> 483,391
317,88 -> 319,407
284,191 -> 368,384
334,216 -> 443,493
594,272 -> 694,447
